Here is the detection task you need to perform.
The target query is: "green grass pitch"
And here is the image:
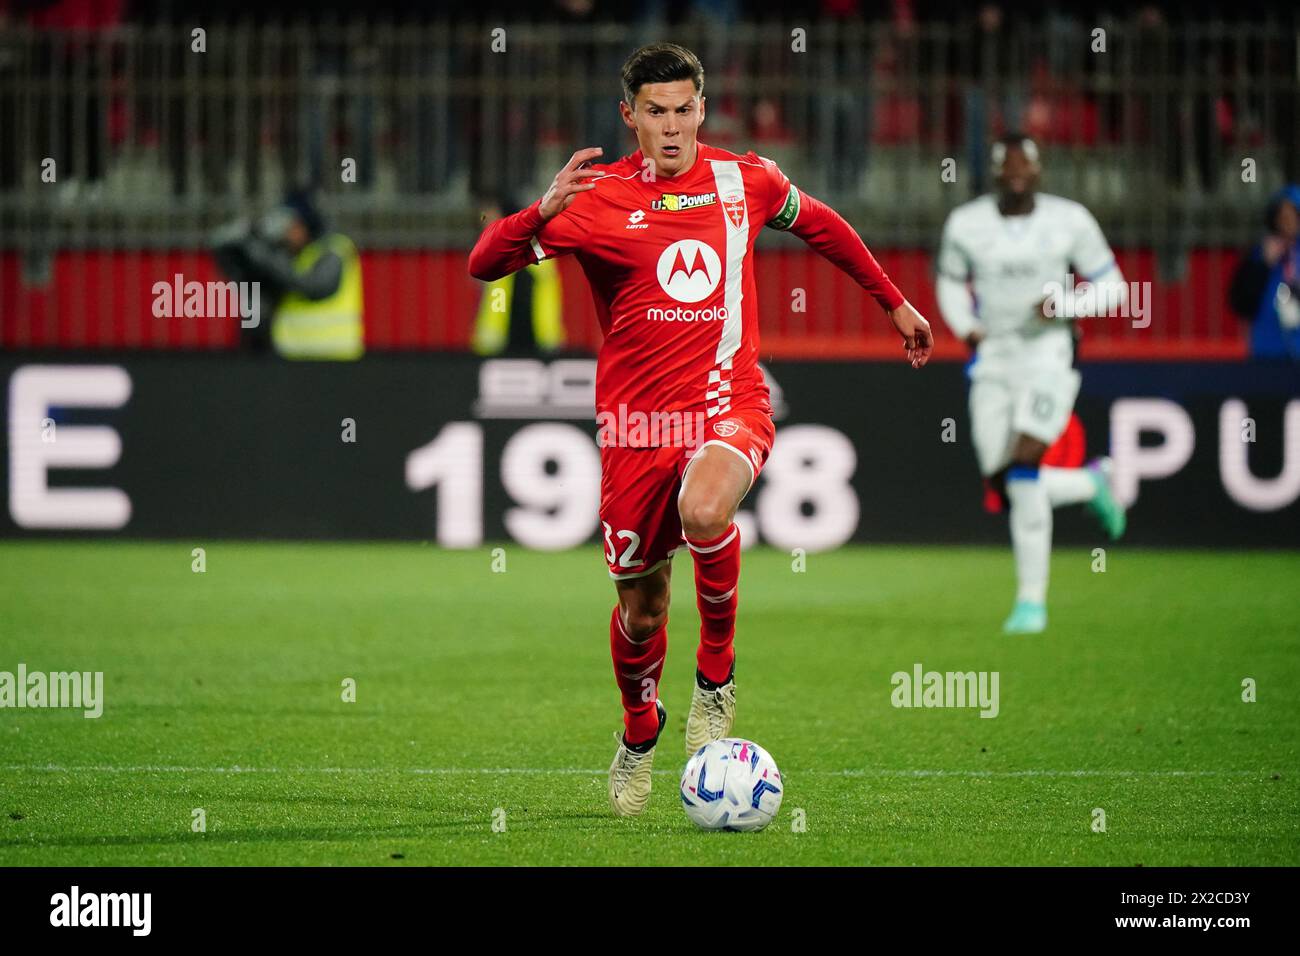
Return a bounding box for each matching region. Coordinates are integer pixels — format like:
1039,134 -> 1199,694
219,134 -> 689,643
1,541 -> 1297,866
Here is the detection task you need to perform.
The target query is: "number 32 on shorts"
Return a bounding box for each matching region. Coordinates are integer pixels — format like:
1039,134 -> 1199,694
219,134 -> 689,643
602,522 -> 642,569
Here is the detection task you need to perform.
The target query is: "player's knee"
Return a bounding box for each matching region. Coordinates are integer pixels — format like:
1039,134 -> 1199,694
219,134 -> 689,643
622,603 -> 667,642
679,498 -> 731,542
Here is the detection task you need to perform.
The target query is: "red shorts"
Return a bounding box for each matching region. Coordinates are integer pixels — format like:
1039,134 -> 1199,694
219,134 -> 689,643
599,406 -> 776,579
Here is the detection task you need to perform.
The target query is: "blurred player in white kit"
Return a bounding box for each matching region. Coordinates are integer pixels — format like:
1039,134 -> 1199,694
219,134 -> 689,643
936,133 -> 1129,635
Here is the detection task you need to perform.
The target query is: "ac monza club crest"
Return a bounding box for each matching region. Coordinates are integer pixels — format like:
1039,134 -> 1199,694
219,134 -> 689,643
712,419 -> 740,438
722,191 -> 746,228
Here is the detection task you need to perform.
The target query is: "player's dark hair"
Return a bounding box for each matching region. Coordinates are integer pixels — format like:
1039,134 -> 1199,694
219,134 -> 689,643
991,132 -> 1040,168
996,131 -> 1035,150
620,43 -> 704,106
282,188 -> 326,239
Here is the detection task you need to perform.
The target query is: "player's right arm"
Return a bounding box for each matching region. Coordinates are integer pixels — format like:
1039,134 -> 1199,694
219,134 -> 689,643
467,147 -> 604,281
935,211 -> 984,349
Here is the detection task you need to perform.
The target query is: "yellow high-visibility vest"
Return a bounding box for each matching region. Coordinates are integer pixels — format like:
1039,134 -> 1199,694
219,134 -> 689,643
273,233 -> 364,360
472,258 -> 564,355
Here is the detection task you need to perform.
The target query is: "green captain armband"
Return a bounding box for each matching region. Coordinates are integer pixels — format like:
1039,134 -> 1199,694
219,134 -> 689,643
766,184 -> 801,231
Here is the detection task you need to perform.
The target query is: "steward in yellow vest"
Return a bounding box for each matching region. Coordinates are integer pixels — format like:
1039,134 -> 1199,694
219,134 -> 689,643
212,189 -> 364,360
273,232 -> 365,360
472,259 -> 564,355
472,195 -> 564,355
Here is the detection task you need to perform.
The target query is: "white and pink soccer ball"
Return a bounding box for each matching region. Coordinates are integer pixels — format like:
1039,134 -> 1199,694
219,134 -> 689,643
680,738 -> 783,831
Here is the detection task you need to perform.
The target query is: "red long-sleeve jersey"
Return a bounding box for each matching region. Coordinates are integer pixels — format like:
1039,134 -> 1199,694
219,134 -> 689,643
469,143 -> 904,437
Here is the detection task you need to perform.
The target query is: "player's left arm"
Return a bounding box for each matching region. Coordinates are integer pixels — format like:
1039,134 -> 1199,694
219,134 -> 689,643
1049,205 -> 1128,320
761,159 -> 932,368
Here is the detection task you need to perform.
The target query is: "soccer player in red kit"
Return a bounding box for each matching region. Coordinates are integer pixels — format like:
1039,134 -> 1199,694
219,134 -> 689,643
469,43 -> 932,816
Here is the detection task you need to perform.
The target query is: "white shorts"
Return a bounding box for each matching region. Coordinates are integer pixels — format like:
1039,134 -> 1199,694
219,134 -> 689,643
967,331 -> 1080,477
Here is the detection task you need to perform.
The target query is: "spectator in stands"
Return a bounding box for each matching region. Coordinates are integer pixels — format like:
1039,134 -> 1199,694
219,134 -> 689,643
0,4 -> 16,192
568,0 -> 629,162
212,189 -> 364,360
18,0 -> 124,198
801,0 -> 874,196
471,194 -> 565,356
1229,184 -> 1300,361
307,14 -> 375,191
961,3 -> 1028,197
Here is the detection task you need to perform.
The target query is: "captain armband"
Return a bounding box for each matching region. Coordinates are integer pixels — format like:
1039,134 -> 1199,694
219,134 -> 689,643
766,184 -> 801,231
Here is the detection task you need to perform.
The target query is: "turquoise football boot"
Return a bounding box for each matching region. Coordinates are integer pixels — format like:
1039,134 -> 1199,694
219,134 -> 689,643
1002,600 -> 1047,635
1085,457 -> 1127,541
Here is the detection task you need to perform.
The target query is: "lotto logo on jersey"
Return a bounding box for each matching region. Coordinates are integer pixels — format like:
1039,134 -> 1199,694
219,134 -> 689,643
656,240 -> 722,303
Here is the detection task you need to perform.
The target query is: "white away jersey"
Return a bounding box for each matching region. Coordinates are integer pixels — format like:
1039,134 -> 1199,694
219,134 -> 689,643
936,193 -> 1119,338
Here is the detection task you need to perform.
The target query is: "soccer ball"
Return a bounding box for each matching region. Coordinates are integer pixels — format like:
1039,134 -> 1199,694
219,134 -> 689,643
680,738 -> 783,831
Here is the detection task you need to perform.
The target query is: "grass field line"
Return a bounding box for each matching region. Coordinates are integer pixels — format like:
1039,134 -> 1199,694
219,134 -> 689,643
3,764 -> 1270,779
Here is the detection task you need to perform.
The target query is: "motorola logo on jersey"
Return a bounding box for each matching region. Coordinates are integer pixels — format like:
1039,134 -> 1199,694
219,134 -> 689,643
656,239 -> 722,304
646,304 -> 729,322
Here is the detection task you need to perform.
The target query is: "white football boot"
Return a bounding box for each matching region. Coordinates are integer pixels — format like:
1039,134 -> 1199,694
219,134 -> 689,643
608,700 -> 667,817
685,668 -> 737,755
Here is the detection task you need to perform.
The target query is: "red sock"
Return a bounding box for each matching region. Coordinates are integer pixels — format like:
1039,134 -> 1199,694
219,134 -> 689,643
609,605 -> 666,745
685,522 -> 740,684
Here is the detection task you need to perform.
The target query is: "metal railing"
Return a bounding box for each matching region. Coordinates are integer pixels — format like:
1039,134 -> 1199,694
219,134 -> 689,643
0,16 -> 1296,351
